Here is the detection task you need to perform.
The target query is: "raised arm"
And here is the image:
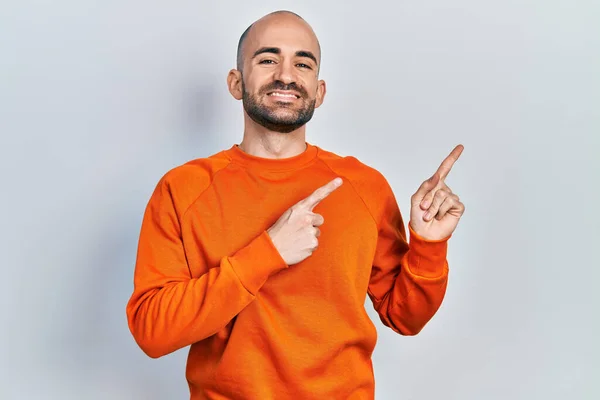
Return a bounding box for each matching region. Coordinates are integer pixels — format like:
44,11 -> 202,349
367,178 -> 450,335
368,145 -> 465,335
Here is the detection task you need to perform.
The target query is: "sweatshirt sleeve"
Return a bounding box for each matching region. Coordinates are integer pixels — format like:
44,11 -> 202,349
367,176 -> 450,336
126,175 -> 288,358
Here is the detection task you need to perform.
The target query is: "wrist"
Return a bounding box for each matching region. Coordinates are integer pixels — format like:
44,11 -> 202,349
408,221 -> 452,242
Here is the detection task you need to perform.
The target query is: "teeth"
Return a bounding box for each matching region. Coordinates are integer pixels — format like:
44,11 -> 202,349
270,92 -> 296,98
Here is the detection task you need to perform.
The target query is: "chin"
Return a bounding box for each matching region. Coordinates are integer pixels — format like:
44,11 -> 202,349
268,107 -> 300,119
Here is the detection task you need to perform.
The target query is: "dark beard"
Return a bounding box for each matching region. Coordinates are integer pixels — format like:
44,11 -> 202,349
242,80 -> 316,133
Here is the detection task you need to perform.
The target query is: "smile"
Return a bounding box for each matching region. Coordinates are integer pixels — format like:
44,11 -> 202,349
267,91 -> 300,99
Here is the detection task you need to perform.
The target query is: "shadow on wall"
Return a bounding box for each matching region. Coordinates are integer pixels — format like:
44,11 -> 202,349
43,83 -> 223,398
181,83 -> 228,156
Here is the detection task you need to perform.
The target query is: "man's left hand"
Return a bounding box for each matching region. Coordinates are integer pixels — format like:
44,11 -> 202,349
409,145 -> 466,241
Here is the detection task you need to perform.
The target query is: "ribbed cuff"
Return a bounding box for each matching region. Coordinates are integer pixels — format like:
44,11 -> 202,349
406,224 -> 450,278
228,230 -> 289,294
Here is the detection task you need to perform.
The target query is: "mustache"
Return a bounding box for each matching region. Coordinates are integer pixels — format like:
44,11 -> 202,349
260,81 -> 308,97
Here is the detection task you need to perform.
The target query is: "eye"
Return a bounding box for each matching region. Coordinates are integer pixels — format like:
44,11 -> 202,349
297,63 -> 312,69
259,59 -> 276,64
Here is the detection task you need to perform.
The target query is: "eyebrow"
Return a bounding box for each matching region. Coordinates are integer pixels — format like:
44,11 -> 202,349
252,47 -> 318,65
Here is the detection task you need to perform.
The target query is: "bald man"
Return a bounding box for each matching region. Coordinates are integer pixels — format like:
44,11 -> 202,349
127,10 -> 465,400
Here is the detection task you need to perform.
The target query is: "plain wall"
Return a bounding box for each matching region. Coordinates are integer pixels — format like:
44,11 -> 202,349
1,0 -> 598,399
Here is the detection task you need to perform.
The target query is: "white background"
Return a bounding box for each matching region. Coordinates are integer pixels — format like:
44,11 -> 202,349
1,1 -> 599,399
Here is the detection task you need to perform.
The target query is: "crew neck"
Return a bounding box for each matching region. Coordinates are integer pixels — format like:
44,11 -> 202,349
225,142 -> 319,172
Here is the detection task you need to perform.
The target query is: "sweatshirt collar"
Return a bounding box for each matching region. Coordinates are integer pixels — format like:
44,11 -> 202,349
226,142 -> 319,172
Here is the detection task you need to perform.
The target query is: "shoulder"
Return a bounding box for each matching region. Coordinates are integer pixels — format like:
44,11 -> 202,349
317,145 -> 392,194
316,146 -> 396,224
163,149 -> 231,188
151,149 -> 232,216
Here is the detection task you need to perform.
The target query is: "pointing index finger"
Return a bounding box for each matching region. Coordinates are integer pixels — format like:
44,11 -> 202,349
301,177 -> 343,211
434,144 -> 464,181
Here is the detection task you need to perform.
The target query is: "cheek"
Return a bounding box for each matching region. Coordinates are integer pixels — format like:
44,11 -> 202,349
306,80 -> 321,97
295,83 -> 316,102
243,79 -> 258,94
243,72 -> 268,94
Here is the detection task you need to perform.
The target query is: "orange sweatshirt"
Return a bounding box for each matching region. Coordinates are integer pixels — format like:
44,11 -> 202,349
126,142 -> 450,399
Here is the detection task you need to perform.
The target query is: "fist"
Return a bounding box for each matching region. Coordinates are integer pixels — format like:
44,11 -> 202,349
267,177 -> 343,266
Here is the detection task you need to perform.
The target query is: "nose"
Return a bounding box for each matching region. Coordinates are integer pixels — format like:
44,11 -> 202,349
273,59 -> 296,84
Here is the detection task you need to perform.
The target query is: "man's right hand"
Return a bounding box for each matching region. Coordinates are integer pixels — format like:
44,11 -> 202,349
267,177 -> 343,266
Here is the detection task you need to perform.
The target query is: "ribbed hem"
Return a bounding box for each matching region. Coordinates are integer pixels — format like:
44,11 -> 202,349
229,230 -> 289,294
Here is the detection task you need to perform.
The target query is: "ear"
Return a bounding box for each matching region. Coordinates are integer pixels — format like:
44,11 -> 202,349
315,79 -> 327,108
227,69 -> 243,100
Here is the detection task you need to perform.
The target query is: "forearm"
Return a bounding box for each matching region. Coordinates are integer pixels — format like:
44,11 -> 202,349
371,225 -> 449,335
127,261 -> 250,358
127,230 -> 287,358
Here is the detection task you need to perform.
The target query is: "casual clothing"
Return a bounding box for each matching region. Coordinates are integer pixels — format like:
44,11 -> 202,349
126,142 -> 450,399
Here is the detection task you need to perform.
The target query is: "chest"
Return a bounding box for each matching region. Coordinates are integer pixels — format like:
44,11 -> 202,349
181,174 -> 379,295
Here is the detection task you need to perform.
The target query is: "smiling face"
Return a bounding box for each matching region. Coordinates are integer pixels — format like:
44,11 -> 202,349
228,12 -> 326,133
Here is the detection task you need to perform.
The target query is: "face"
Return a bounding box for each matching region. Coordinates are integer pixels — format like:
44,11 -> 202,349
228,15 -> 326,133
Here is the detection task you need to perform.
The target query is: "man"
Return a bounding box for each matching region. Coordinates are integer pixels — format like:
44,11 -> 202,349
126,10 -> 465,400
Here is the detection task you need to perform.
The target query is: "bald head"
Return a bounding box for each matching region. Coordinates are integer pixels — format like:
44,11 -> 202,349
236,10 -> 321,73
226,10 -> 327,133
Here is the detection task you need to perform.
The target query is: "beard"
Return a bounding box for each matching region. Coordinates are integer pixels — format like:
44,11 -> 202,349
242,79 -> 316,133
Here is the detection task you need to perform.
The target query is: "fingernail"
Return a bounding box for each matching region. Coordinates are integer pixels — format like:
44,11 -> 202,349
424,212 -> 431,220
422,200 -> 430,208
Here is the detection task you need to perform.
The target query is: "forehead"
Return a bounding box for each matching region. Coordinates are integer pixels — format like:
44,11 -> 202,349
245,17 -> 320,59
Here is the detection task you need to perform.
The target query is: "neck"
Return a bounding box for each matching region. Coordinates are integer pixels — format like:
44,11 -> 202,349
239,114 -> 308,159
